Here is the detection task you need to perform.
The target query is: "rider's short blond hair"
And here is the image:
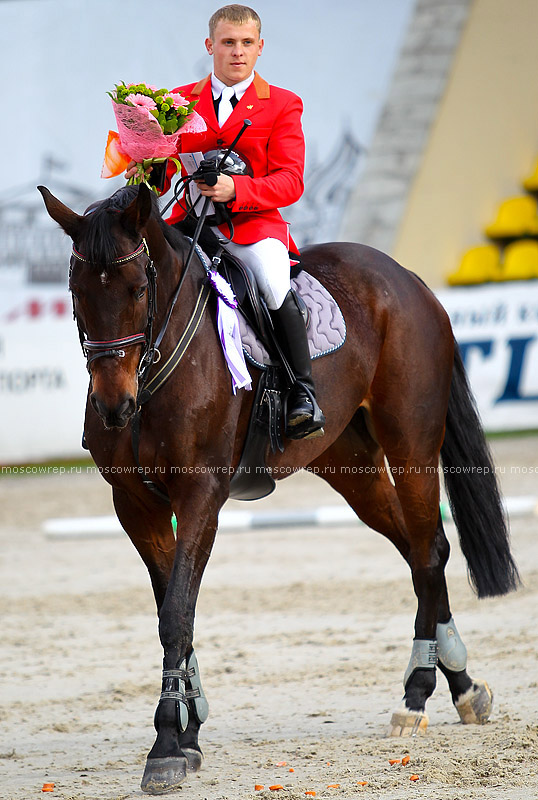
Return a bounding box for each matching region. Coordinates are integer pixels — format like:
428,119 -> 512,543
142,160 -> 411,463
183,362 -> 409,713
208,5 -> 262,38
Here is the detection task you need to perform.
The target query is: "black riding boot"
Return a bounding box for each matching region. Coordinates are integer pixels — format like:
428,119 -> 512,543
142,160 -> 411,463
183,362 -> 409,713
271,290 -> 325,440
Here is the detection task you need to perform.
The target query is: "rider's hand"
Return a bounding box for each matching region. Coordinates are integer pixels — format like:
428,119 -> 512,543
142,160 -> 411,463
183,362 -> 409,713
194,173 -> 236,203
125,160 -> 153,180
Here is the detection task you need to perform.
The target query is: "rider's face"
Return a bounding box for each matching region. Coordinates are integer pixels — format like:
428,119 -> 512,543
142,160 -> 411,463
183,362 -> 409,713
205,20 -> 264,86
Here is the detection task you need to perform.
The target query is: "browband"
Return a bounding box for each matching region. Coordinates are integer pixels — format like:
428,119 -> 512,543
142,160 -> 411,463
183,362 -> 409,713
71,240 -> 146,265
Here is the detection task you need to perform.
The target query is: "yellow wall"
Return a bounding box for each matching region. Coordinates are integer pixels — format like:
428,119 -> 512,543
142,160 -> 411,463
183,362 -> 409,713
393,0 -> 538,287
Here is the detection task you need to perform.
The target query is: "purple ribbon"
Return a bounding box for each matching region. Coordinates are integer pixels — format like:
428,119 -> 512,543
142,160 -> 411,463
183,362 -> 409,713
207,271 -> 252,394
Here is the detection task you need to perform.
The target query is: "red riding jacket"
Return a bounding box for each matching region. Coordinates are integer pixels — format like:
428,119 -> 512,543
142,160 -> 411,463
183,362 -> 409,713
162,72 -> 305,251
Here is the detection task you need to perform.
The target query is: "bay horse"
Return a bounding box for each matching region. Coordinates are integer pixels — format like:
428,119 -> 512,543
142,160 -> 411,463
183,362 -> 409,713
39,183 -> 519,795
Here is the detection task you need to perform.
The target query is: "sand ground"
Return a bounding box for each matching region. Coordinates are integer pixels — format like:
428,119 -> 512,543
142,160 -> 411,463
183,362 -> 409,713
1,435 -> 537,800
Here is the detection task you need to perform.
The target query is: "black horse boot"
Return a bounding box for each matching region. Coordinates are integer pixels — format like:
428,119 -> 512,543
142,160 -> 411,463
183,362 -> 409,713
271,290 -> 325,440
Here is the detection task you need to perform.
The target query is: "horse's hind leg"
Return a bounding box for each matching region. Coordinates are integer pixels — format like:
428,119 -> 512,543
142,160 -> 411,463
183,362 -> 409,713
310,408 -> 410,554
436,541 -> 493,725
399,511 -> 492,732
371,435 -> 451,736
370,346 -> 496,737
311,409 -> 441,733
312,411 -> 492,732
362,443 -> 493,728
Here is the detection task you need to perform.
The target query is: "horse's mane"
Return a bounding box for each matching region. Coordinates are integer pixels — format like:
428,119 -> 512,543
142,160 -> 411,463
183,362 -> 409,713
82,186 -> 186,266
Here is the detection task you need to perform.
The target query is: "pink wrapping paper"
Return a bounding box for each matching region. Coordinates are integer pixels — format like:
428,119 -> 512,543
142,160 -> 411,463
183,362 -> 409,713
112,102 -> 206,162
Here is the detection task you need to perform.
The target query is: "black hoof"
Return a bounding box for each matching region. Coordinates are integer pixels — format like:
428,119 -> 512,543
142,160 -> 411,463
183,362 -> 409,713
182,747 -> 203,773
141,756 -> 188,795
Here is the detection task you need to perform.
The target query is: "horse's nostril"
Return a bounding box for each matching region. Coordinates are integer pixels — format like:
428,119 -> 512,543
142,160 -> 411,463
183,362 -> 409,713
117,397 -> 136,420
90,392 -> 104,417
90,393 -> 135,428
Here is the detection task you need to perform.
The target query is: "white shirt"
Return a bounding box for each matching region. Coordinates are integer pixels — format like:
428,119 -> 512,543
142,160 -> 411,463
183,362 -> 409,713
210,71 -> 255,103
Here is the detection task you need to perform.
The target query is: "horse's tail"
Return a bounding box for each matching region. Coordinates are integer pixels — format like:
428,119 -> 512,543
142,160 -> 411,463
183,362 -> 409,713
440,342 -> 520,598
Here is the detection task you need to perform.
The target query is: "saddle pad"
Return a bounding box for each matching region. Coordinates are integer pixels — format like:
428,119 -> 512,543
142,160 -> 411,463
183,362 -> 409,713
240,270 -> 346,369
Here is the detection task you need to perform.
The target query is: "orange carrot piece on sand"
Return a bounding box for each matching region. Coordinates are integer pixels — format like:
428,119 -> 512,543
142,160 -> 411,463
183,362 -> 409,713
357,781 -> 368,786
269,785 -> 284,791
410,774 -> 420,781
389,759 -> 401,765
402,755 -> 411,766
305,793 -> 316,797
255,785 -> 264,791
327,785 -> 340,788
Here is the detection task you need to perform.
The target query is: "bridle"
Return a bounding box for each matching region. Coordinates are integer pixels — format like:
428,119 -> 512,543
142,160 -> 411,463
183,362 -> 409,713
70,239 -> 159,378
70,226 -> 214,503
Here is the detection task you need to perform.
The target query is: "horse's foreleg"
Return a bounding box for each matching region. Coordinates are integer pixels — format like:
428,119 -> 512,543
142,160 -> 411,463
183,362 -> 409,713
141,476 -> 225,795
112,487 -> 176,609
112,486 -> 212,792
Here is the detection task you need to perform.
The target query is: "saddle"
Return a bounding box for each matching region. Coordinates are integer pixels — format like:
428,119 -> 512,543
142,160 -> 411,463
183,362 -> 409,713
174,219 -> 346,501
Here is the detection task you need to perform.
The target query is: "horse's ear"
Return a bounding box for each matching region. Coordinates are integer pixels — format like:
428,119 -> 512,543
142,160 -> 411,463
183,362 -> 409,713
38,186 -> 84,241
120,183 -> 153,235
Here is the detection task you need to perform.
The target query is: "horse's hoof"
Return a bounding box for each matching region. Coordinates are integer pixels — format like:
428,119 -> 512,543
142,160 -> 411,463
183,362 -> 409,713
182,747 -> 203,773
140,756 -> 188,795
388,704 -> 429,737
455,680 -> 493,724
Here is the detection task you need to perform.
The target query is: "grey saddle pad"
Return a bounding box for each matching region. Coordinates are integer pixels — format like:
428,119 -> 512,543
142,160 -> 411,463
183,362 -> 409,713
240,270 -> 346,369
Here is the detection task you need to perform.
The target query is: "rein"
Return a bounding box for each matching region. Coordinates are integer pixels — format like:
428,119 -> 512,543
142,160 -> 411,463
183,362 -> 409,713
131,237 -> 212,502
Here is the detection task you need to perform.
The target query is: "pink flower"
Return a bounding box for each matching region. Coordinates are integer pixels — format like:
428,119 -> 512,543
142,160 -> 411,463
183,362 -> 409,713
125,93 -> 158,110
167,92 -> 189,109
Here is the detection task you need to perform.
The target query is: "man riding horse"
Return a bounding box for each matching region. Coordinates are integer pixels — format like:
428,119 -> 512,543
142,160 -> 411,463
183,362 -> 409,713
37,2 -> 520,795
126,3 -> 325,439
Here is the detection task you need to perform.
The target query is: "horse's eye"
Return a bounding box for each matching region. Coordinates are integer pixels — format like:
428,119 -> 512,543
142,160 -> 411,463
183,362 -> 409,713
135,285 -> 148,301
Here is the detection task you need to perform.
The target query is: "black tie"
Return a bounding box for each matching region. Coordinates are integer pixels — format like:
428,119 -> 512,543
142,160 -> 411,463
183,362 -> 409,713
213,90 -> 239,118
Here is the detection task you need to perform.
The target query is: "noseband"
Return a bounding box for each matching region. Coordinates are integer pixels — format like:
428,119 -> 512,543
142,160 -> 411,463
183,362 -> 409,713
70,240 -> 159,375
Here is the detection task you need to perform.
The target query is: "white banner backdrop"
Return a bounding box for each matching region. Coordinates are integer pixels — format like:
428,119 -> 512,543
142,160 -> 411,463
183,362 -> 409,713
436,281 -> 538,431
0,287 -> 88,464
1,281 -> 537,464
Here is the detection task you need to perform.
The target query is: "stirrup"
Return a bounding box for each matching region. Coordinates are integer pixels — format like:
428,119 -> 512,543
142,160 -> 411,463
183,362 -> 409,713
286,416 -> 325,440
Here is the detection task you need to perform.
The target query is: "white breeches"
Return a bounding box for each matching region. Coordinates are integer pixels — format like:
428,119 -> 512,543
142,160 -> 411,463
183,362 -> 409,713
211,231 -> 291,310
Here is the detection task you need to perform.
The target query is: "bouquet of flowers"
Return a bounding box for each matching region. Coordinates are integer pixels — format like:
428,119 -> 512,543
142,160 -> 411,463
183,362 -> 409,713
101,82 -> 206,189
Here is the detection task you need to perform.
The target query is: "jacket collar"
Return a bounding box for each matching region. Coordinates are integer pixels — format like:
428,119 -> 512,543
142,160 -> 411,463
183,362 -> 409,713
190,72 -> 270,134
191,71 -> 270,98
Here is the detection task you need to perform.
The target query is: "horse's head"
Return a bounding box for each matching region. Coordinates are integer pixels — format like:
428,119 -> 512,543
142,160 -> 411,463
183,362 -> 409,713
39,183 -> 165,430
